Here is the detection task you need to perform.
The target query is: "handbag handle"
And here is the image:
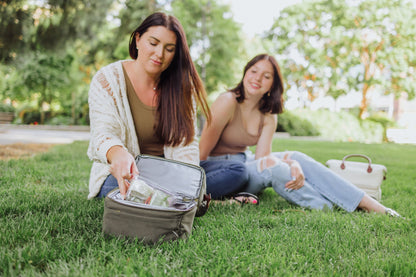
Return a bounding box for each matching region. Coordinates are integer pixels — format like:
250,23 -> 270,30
341,154 -> 373,173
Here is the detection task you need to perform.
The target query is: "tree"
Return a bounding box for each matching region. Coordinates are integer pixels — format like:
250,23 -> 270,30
1,0 -> 114,63
1,0 -> 115,124
0,0 -> 34,63
1,0 -> 245,125
31,0 -> 114,53
90,0 -> 159,61
171,0 -> 243,93
18,52 -> 73,124
266,0 -> 416,118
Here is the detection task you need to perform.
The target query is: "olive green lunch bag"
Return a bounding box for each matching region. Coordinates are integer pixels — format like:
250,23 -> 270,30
102,155 -> 210,244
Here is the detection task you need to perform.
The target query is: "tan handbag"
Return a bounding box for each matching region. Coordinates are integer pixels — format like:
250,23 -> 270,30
102,155 -> 210,244
325,154 -> 386,201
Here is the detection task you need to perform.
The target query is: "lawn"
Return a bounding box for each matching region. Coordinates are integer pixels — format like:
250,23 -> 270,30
1,139 -> 415,276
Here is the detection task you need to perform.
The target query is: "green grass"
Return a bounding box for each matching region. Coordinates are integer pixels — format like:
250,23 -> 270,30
1,140 -> 415,276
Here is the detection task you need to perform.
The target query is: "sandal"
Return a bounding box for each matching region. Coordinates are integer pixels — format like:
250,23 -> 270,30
385,208 -> 403,218
230,192 -> 259,206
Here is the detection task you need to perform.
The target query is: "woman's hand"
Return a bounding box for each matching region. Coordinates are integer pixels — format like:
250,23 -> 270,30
283,154 -> 305,190
107,146 -> 139,199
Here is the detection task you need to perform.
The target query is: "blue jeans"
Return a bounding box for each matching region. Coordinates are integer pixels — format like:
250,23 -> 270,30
208,151 -> 365,212
97,174 -> 118,198
200,159 -> 248,199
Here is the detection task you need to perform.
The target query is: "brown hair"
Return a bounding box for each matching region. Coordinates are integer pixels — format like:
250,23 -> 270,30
129,12 -> 210,146
230,54 -> 284,114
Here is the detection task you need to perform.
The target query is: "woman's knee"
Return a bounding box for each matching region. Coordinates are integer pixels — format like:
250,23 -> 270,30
285,151 -> 313,162
254,155 -> 292,186
257,155 -> 290,175
257,155 -> 280,172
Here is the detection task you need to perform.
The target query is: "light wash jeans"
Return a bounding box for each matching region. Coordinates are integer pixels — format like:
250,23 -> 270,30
207,151 -> 365,212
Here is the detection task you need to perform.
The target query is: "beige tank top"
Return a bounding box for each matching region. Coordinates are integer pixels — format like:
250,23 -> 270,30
210,100 -> 264,156
123,65 -> 164,156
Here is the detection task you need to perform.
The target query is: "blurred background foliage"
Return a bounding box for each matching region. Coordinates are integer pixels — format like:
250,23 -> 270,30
0,0 -> 415,143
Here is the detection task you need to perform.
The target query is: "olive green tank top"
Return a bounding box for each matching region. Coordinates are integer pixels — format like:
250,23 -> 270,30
123,65 -> 164,156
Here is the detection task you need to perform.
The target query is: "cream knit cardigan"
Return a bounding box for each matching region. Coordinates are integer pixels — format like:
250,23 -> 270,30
87,60 -> 200,199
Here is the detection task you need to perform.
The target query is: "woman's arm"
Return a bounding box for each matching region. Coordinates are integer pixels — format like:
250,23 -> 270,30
254,113 -> 277,159
255,114 -> 305,189
87,69 -> 128,164
106,145 -> 139,198
87,66 -> 139,198
199,92 -> 236,160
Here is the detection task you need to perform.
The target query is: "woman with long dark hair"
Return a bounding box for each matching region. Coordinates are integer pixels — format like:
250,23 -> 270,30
87,12 -> 212,199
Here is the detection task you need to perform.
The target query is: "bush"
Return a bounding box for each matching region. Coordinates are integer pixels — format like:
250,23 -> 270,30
0,102 -> 15,113
16,105 -> 41,124
277,110 -> 320,136
46,115 -> 73,125
367,112 -> 397,142
278,109 -> 384,143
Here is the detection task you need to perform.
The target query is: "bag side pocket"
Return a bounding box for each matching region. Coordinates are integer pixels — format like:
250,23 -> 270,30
103,197 -> 197,244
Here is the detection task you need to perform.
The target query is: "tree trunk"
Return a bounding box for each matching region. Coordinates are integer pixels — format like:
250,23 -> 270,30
40,106 -> 45,124
359,83 -> 369,119
359,42 -> 383,119
38,97 -> 45,125
72,91 -> 76,125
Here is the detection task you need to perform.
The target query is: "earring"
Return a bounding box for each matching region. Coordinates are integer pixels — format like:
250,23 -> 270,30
267,91 -> 271,97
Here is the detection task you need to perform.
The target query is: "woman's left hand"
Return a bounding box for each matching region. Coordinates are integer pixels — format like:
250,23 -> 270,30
284,160 -> 305,190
